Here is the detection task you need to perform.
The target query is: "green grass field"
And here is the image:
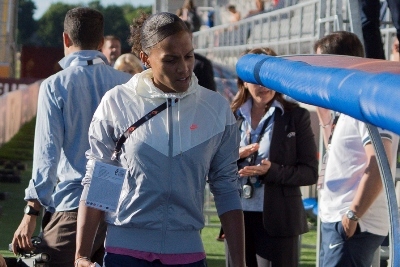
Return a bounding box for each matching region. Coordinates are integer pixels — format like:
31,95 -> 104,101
0,118 -> 317,266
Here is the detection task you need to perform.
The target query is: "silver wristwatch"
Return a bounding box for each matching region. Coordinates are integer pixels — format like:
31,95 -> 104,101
346,209 -> 359,221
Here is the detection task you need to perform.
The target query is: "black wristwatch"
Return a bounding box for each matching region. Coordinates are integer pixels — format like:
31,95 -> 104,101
346,209 -> 359,221
24,205 -> 40,216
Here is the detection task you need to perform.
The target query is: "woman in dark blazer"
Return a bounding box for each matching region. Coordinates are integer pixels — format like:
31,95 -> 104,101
231,47 -> 318,267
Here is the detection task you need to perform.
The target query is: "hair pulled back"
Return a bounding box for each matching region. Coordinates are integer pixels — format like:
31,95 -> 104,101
129,12 -> 189,58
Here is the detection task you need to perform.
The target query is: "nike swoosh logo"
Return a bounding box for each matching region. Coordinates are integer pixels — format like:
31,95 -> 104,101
329,242 -> 343,249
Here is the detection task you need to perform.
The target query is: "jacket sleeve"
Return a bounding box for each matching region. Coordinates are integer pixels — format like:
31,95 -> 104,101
208,108 -> 242,216
261,108 -> 318,186
81,94 -> 122,201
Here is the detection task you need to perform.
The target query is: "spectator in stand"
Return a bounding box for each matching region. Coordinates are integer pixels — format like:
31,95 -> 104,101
360,0 -> 400,60
390,36 -> 399,61
101,35 -> 122,66
176,7 -> 184,19
114,53 -> 143,75
207,10 -> 215,28
228,5 -> 241,23
75,12 -> 245,267
10,7 -> 131,267
181,0 -> 202,32
315,31 -> 400,267
245,0 -> 265,18
183,21 -> 216,91
228,47 -> 318,267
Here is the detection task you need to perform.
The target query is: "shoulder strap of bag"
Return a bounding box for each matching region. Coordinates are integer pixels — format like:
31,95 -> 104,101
111,98 -> 179,160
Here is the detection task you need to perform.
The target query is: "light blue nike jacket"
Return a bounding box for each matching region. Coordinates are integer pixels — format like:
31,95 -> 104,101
81,68 -> 242,254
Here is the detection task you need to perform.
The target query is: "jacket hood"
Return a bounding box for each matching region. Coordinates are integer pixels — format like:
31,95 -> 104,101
128,68 -> 199,100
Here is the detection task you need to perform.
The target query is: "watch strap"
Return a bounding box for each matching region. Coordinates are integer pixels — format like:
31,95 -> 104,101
25,205 -> 40,216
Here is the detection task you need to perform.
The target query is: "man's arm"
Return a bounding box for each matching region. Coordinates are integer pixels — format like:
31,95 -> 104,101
219,209 -> 245,267
342,138 -> 393,237
75,201 -> 104,267
316,107 -> 333,149
11,199 -> 41,253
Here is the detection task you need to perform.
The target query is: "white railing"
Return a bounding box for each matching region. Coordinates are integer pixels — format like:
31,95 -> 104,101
193,0 -> 397,72
193,0 -> 320,72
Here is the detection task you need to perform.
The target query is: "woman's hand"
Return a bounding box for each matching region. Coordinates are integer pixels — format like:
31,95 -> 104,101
75,257 -> 98,267
238,159 -> 271,177
239,143 -> 260,159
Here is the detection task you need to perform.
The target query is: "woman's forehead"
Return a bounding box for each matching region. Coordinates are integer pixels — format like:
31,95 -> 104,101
151,31 -> 193,54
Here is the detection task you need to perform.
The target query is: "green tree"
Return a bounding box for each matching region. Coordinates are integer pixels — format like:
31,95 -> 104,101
102,5 -> 131,51
17,0 -> 38,45
122,4 -> 152,25
35,1 -> 152,50
36,3 -> 75,47
119,4 -> 152,52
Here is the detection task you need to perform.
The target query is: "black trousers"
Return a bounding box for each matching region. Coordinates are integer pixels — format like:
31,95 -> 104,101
244,211 -> 299,267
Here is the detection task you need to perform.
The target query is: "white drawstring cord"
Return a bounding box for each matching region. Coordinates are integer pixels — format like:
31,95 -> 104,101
177,98 -> 182,155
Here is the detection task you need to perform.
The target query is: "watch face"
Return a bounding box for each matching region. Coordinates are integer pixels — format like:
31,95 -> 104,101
347,210 -> 354,218
24,205 -> 30,214
24,205 -> 39,215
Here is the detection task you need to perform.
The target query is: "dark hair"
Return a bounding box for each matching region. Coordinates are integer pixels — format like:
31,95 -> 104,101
231,47 -> 298,114
104,35 -> 121,43
313,31 -> 365,57
129,12 -> 190,57
64,7 -> 104,50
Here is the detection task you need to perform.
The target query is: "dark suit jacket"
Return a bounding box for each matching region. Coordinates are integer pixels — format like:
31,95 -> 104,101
260,106 -> 318,237
193,53 -> 216,91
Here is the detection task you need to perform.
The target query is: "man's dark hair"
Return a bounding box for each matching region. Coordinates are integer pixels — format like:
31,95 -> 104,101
104,35 -> 121,43
64,7 -> 104,50
314,31 -> 365,57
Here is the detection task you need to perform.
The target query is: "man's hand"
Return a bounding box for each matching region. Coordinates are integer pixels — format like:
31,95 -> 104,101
11,214 -> 38,254
341,215 -> 358,238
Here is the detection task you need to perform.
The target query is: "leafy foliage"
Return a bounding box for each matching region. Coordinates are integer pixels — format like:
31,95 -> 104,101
17,0 -> 38,45
18,0 -> 152,49
36,3 -> 75,47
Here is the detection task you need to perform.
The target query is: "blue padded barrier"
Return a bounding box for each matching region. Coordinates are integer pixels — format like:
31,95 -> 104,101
236,54 -> 400,135
236,54 -> 400,267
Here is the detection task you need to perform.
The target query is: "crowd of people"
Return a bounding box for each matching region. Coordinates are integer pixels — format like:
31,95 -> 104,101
1,1 -> 400,267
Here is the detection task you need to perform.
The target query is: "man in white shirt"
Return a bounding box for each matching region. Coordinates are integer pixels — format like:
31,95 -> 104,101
315,31 -> 399,267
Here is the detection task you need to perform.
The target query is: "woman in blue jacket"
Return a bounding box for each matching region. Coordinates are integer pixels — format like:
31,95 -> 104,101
75,12 -> 245,267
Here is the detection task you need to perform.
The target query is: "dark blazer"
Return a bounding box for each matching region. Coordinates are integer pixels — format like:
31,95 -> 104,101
260,106 -> 318,237
193,53 -> 216,91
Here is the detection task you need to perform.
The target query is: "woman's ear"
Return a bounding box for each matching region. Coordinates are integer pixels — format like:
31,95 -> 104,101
139,51 -> 150,68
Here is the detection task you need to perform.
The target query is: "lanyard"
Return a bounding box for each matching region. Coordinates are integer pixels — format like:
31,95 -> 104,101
247,111 -> 275,166
111,98 -> 179,160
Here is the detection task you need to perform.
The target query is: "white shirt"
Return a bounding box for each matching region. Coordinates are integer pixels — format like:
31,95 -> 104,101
319,114 -> 399,236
